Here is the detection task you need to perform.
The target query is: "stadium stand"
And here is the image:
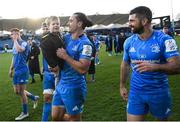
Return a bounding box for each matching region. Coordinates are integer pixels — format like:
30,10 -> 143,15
0,14 -> 129,31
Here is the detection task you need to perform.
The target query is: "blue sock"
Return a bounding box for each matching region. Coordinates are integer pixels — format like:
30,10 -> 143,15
42,102 -> 51,121
26,92 -> 36,101
22,104 -> 27,114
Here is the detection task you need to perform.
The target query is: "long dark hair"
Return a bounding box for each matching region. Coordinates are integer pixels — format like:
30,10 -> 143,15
73,12 -> 93,29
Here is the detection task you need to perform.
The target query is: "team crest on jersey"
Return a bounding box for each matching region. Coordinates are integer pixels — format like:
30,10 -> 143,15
151,44 -> 160,53
82,45 -> 92,56
165,39 -> 178,52
72,45 -> 78,51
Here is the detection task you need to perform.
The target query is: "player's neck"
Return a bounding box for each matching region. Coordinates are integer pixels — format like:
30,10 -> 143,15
139,28 -> 153,40
71,30 -> 84,40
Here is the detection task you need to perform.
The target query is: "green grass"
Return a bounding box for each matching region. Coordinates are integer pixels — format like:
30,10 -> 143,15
0,37 -> 180,121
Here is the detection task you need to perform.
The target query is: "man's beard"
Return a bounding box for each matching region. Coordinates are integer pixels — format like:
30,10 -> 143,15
132,24 -> 144,34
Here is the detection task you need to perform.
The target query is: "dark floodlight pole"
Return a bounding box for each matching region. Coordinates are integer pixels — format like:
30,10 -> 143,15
0,16 -> 2,31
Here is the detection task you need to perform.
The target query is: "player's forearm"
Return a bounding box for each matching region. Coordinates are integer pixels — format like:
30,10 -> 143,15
64,55 -> 90,74
9,65 -> 13,71
157,61 -> 180,74
14,40 -> 24,52
120,61 -> 130,88
9,58 -> 14,71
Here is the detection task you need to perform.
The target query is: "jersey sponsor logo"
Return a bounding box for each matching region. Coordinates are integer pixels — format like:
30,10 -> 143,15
82,45 -> 92,56
131,59 -> 160,64
72,106 -> 79,111
165,39 -> 178,52
151,44 -> 160,53
170,52 -> 180,56
129,47 -> 136,52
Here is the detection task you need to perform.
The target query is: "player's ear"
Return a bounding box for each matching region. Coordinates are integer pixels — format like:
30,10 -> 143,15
142,18 -> 148,26
78,21 -> 83,28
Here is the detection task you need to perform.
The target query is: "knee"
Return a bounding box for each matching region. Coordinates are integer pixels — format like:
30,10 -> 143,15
15,91 -> 20,95
14,89 -> 20,95
51,107 -> 65,121
19,91 -> 25,96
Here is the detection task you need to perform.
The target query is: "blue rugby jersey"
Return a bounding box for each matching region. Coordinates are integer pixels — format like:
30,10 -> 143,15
59,33 -> 92,87
123,30 -> 180,94
12,40 -> 29,75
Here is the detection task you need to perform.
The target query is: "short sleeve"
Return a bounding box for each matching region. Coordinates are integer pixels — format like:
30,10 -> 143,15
79,43 -> 92,61
123,39 -> 130,62
21,41 -> 27,50
164,38 -> 180,59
